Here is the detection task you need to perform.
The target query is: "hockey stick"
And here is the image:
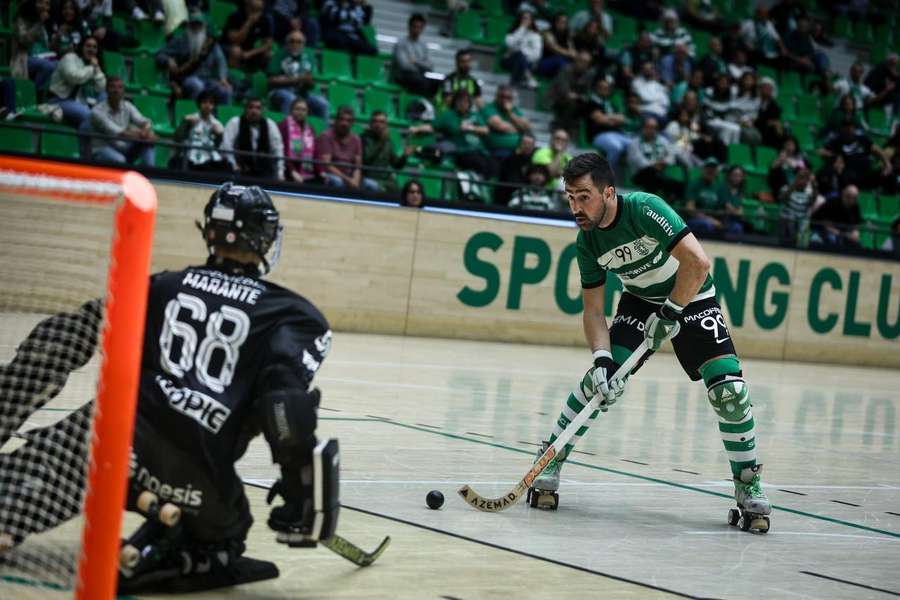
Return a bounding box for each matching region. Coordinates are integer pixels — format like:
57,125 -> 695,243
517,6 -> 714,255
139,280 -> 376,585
457,340 -> 651,513
322,534 -> 391,567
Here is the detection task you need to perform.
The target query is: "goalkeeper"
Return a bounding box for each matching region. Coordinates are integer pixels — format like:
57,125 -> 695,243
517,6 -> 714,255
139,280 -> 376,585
0,183 -> 339,592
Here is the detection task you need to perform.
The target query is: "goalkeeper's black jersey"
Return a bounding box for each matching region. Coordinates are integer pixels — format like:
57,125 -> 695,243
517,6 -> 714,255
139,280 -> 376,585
135,258 -> 331,488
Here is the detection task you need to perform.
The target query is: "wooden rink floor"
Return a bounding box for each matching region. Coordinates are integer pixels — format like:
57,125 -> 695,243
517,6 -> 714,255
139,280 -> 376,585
1,321 -> 899,599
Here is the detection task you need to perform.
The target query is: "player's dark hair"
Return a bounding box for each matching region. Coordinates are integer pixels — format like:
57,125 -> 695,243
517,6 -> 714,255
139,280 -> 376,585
409,12 -> 426,27
562,152 -> 615,191
196,89 -> 218,106
455,49 -> 471,62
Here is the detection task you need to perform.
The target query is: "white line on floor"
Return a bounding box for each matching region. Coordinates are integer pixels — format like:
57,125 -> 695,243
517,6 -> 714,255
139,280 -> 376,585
685,531 -> 900,541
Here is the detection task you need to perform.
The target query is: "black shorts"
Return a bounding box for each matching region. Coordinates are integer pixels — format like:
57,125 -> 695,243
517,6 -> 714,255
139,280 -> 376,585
610,293 -> 738,382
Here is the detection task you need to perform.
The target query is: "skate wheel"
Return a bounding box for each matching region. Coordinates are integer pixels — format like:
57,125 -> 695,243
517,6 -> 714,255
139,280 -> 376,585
749,515 -> 770,533
739,515 -> 752,531
120,544 -> 140,569
727,508 -> 740,527
535,491 -> 558,510
528,489 -> 539,508
158,503 -> 182,527
550,492 -> 559,510
136,491 -> 159,515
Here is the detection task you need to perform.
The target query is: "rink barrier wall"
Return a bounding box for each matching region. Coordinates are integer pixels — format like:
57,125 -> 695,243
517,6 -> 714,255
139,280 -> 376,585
49,183 -> 900,368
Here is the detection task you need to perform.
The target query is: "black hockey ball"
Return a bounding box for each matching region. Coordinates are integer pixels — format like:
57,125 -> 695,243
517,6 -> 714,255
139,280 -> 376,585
426,490 -> 444,510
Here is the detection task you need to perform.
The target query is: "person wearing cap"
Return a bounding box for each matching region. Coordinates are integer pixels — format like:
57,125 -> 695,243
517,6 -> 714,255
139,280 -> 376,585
156,8 -> 232,104
650,9 -> 695,58
685,157 -> 741,234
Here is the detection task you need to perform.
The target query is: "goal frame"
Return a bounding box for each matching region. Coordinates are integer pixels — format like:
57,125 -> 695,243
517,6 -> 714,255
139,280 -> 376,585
0,156 -> 157,600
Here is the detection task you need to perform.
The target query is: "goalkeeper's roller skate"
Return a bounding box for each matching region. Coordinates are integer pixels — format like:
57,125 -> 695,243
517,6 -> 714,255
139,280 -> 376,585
119,491 -> 183,576
727,464 -> 771,533
526,441 -> 561,510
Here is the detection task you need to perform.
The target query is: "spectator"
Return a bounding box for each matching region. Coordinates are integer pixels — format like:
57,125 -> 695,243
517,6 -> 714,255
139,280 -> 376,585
704,72 -> 740,145
266,30 -> 328,117
818,118 -> 890,190
569,0 -> 613,42
815,154 -> 849,202
502,9 -> 542,89
732,71 -> 762,146
621,91 -> 647,137
496,133 -> 536,205
433,89 -> 497,180
680,90 -> 727,162
811,184 -> 862,247
769,0 -> 807,36
617,31 -> 654,89
270,0 -> 320,48
719,164 -> 750,230
221,96 -> 285,180
125,0 -> 164,22
320,0 -> 376,56
783,15 -> 828,75
157,9 -> 232,105
517,0 -> 554,30
89,76 -> 156,165
671,67 -> 704,105
399,179 -> 425,207
831,62 -> 874,117
278,97 -> 316,183
392,13 -> 437,97
587,78 -> 630,176
439,49 -> 482,109
879,215 -> 900,257
697,36 -> 727,83
361,110 -> 413,192
882,152 -> 900,196
483,85 -> 532,160
777,166 -> 816,246
172,90 -> 227,172
739,7 -> 784,66
546,50 -> 594,135
50,0 -> 91,56
79,0 -> 122,52
48,35 -> 104,127
631,61 -> 670,122
681,0 -> 722,33
659,42 -> 693,88
864,53 -> 900,115
11,0 -> 56,91
572,18 -> 608,69
509,163 -> 559,211
532,128 -> 571,189
222,0 -> 274,72
727,46 -> 753,81
755,76 -> 784,148
650,9 -> 695,58
822,94 -> 865,139
684,157 -> 741,233
768,135 -> 810,195
664,105 -> 703,167
537,13 -> 576,79
626,117 -> 684,200
315,105 -> 377,189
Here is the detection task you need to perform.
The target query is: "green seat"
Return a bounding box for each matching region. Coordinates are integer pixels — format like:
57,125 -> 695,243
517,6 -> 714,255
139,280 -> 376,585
0,125 -> 36,152
398,92 -> 426,120
852,21 -> 874,46
357,54 -> 386,84
794,95 -> 820,125
103,51 -> 126,80
834,17 -> 852,40
477,0 -> 503,16
154,140 -> 173,168
879,195 -> 899,220
133,94 -> 173,135
755,146 -> 777,171
745,172 -> 766,197
327,83 -> 358,114
123,21 -> 165,55
361,24 -> 377,51
13,77 -> 36,110
454,11 -> 482,42
858,228 -> 875,249
209,0 -> 237,35
264,109 -> 284,123
485,16 -> 514,46
780,71 -> 804,96
217,104 -> 243,123
130,54 -> 169,96
41,129 -> 80,158
251,70 -> 268,98
762,203 -> 780,234
419,170 -> 444,199
858,192 -> 878,220
174,98 -> 197,124
307,114 -> 327,135
727,143 -> 754,170
793,124 -> 815,152
868,108 -> 890,134
362,88 -> 395,118
321,49 -> 353,81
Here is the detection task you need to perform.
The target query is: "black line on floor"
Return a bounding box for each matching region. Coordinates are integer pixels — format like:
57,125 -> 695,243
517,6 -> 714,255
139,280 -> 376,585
415,423 -> 442,429
778,489 -> 807,496
673,468 -> 700,475
241,480 -> 709,599
365,415 -> 392,420
535,411 -> 548,416
800,571 -> 900,597
572,450 -> 596,456
440,596 -> 464,600
320,407 -> 342,412
517,441 -> 542,447
465,432 -> 493,438
887,512 -> 900,517
830,500 -> 861,507
621,459 -> 649,465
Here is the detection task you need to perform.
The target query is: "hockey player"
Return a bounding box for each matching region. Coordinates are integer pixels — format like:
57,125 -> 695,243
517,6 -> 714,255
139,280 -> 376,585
528,153 -> 771,532
0,182 -> 340,591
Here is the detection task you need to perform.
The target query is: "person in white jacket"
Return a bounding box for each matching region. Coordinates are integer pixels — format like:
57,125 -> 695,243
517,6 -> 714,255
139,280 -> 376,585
48,35 -> 106,127
631,61 -> 670,123
501,9 -> 542,89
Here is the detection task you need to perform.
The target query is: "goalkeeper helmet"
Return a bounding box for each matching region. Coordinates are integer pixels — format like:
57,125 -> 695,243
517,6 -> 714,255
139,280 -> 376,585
200,182 -> 283,274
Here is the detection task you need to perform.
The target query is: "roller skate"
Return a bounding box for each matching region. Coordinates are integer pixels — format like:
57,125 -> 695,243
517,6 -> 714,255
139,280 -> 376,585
526,441 -> 561,510
727,464 -> 771,533
119,490 -> 184,579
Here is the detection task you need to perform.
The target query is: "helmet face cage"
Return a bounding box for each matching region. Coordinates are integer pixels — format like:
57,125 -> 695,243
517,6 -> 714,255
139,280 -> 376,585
202,183 -> 283,273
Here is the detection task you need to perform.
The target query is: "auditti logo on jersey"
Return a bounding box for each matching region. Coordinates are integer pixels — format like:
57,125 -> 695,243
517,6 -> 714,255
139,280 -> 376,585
155,375 -> 231,433
131,452 -> 204,507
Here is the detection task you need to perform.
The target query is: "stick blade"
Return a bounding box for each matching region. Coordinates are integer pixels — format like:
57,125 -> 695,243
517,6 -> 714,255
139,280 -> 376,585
324,534 -> 391,567
457,483 -> 525,512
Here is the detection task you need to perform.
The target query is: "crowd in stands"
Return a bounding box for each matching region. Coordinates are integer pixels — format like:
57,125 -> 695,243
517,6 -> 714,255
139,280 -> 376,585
2,0 -> 899,256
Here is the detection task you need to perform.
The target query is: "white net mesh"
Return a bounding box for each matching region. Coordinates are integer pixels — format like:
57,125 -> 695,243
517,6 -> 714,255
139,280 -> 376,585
0,173 -> 119,596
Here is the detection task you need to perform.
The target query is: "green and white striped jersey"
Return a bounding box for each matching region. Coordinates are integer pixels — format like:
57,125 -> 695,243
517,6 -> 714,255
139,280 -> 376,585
576,192 -> 715,304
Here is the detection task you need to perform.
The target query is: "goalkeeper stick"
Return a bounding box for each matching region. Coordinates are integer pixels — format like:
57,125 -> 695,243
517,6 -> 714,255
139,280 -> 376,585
323,534 -> 391,567
457,340 -> 651,513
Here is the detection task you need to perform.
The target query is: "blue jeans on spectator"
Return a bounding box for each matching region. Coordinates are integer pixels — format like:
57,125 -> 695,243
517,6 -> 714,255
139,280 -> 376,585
93,141 -> 155,166
592,131 -> 631,174
501,51 -> 531,85
322,172 -> 380,191
28,56 -> 57,91
182,76 -> 233,105
269,88 -> 329,118
49,96 -> 104,127
536,54 -> 571,79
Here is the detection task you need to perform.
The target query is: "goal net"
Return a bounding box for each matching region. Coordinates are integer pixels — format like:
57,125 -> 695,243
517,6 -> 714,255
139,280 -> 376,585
0,157 -> 156,599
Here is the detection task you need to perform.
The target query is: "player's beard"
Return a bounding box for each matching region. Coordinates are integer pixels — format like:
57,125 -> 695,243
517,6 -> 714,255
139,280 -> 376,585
574,197 -> 608,230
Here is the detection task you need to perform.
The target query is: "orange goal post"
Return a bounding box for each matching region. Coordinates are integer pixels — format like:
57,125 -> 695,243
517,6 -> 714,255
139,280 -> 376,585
0,156 -> 156,599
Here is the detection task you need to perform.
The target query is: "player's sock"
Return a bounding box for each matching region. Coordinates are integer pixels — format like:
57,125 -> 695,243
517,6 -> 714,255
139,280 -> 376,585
546,375 -> 599,463
718,411 -> 758,478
